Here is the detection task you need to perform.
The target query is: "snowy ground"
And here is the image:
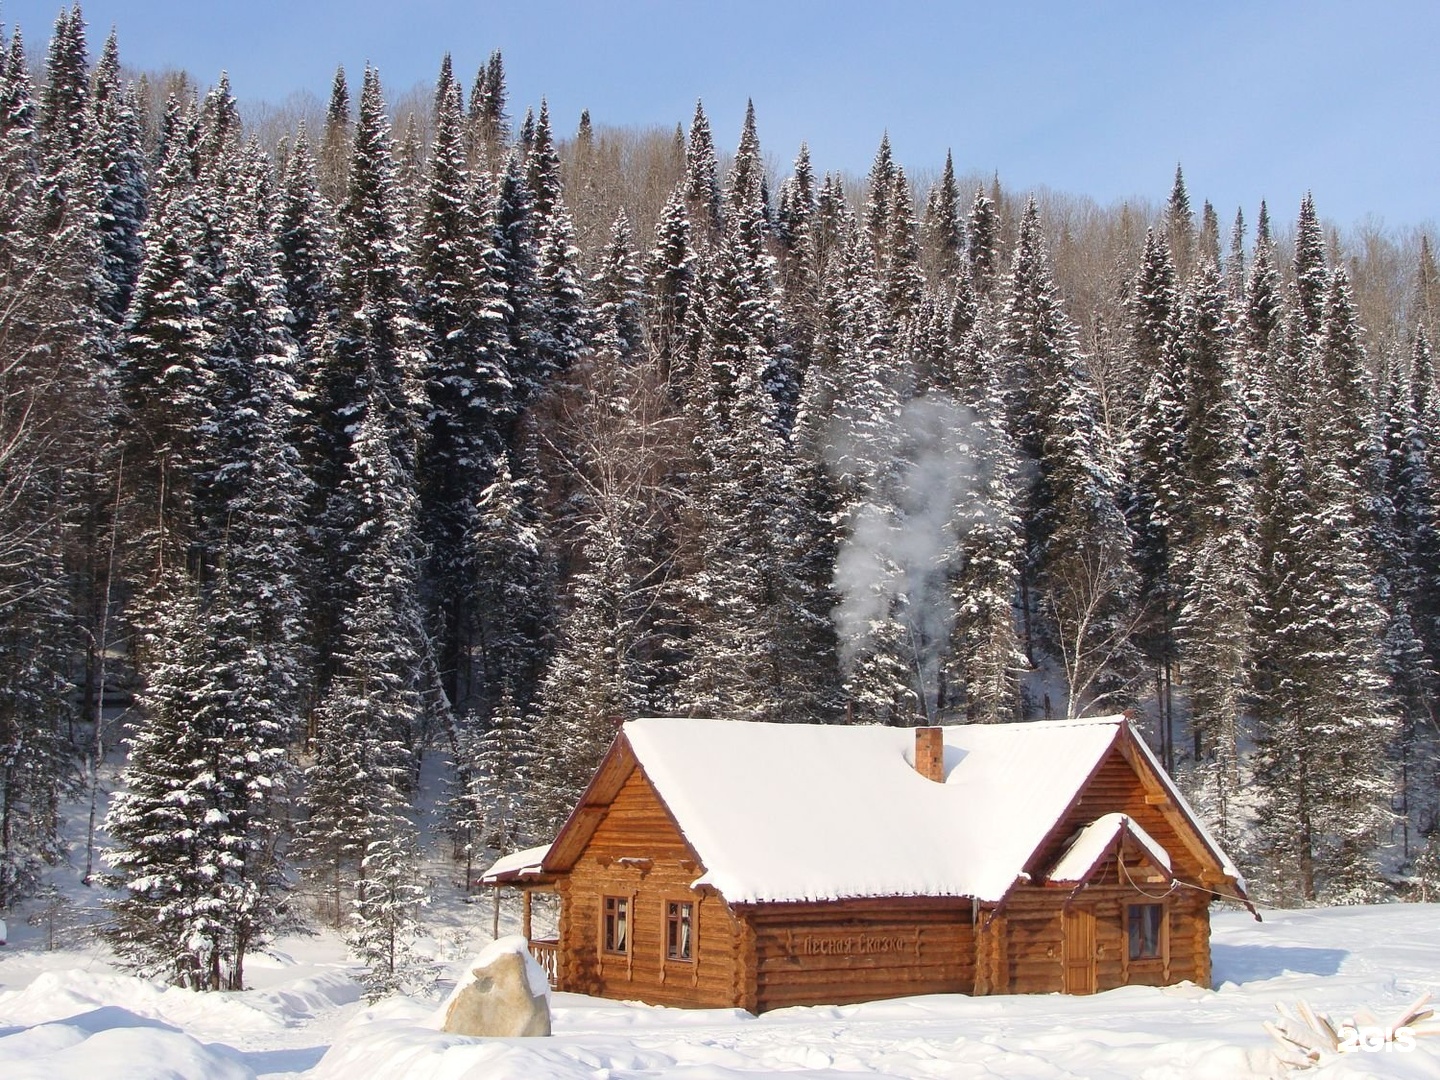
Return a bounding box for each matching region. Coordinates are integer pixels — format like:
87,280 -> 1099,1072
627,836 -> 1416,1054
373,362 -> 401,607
2,903 -> 1438,1079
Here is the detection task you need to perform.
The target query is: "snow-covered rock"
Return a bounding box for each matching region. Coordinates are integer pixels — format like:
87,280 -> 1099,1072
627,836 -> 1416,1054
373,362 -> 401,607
438,936 -> 550,1037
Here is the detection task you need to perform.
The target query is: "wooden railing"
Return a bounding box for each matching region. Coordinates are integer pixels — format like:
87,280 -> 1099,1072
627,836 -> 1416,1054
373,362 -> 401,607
530,938 -> 559,987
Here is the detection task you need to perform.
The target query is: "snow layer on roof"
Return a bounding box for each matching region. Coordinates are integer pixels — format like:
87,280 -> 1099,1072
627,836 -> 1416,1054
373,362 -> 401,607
1048,813 -> 1171,884
479,843 -> 550,884
621,715 -> 1126,905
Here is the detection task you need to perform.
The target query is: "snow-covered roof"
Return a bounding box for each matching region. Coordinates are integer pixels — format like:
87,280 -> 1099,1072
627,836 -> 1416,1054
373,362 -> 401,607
1048,813 -> 1172,885
480,843 -> 551,885
613,715 -> 1131,905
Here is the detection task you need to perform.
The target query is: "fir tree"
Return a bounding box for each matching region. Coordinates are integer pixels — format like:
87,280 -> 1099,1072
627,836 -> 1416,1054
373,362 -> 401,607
470,450 -> 553,719
312,66 -> 423,681
527,102 -> 586,389
1226,206 -> 1246,304
922,149 -> 963,282
89,29 -> 148,325
967,185 -> 1001,296
296,389 -> 434,924
683,100 -> 722,243
645,184 -> 696,393
468,49 -> 510,171
104,573 -> 295,991
1164,164 -> 1193,279
317,65 -> 351,204
863,133 -> 896,261
414,71 -> 512,712
1291,193 -> 1328,344
349,829 -> 429,1000
1249,268 -> 1394,904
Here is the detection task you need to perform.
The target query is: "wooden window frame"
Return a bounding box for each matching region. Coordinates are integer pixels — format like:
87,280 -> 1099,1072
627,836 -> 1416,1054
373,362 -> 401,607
1127,902 -> 1165,961
602,895 -> 630,956
665,899 -> 695,963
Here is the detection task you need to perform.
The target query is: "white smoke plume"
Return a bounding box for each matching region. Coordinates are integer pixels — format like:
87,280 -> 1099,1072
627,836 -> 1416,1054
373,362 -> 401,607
829,393 -> 992,721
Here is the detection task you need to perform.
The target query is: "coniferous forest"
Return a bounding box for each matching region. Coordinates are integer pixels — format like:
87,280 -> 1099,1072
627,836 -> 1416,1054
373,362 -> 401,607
1,6 -> 1439,992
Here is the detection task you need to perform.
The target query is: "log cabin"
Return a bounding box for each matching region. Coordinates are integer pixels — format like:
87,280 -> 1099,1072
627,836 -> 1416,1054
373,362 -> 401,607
482,715 -> 1253,1012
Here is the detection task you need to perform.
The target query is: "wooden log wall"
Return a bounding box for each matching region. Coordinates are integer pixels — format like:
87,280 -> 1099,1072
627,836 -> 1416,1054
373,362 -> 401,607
743,898 -> 976,1013
1000,882 -> 1212,994
559,767 -> 741,1008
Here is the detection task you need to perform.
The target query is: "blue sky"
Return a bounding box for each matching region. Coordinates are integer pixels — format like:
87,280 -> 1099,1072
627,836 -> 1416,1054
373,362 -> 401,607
5,1 -> 1436,233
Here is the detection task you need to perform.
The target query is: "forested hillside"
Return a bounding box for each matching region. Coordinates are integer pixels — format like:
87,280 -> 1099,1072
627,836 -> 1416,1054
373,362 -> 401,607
1,5 -> 1437,992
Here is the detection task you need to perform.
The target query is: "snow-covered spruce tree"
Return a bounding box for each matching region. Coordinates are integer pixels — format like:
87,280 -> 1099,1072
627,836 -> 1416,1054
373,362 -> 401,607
89,28 -> 147,327
646,184 -> 697,396
311,67 -> 424,690
1249,266 -> 1394,905
1377,355 -> 1438,857
1164,164 -> 1194,281
529,516 -> 643,835
492,147 -> 541,416
104,570 -> 294,991
1198,200 -> 1222,272
202,136 -> 313,712
467,49 -> 510,172
469,445 -> 553,722
444,681 -> 531,878
1226,207 -> 1247,305
317,65 -> 351,205
116,108 -> 209,583
0,28 -> 93,907
1123,232 -> 1185,756
295,386 -> 432,928
682,100 -> 722,245
967,185 -> 1001,298
1038,352 -> 1141,719
881,166 -> 924,328
862,133 -> 896,264
677,253 -> 787,719
415,70 -> 513,713
587,210 -> 646,362
475,684 -> 531,852
922,149 -> 963,283
1406,327 -> 1440,670
0,534 -> 76,909
1000,198 -> 1140,713
1291,193 -> 1329,344
1172,265 -> 1253,839
674,108 -> 805,721
937,287 -> 1024,724
774,144 -> 824,391
526,101 -> 586,393
275,123 -> 336,466
349,829 -> 430,1000
821,222 -> 916,724
105,161 -> 307,984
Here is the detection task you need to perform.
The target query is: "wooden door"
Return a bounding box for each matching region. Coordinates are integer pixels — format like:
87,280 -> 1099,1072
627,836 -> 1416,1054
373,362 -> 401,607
1063,907 -> 1096,994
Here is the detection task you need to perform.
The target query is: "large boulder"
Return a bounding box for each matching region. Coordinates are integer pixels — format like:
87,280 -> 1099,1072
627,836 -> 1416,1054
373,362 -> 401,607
440,936 -> 551,1037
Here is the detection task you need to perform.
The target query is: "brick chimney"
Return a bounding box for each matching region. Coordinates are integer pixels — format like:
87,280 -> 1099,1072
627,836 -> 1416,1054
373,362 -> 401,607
914,726 -> 944,783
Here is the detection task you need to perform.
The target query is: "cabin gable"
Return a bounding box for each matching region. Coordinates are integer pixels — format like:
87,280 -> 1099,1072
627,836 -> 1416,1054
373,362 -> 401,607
558,759 -> 743,1008
1025,737 -> 1219,887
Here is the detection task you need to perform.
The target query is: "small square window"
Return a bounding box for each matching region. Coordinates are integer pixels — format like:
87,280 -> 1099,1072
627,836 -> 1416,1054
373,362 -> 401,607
1128,903 -> 1164,960
666,901 -> 694,961
603,896 -> 629,955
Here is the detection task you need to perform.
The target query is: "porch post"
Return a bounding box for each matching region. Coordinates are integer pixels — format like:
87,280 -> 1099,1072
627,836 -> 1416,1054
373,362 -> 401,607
522,887 -> 533,944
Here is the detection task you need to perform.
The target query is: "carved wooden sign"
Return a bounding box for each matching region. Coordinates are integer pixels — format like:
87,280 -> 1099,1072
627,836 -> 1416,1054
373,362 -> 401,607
782,929 -> 922,959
